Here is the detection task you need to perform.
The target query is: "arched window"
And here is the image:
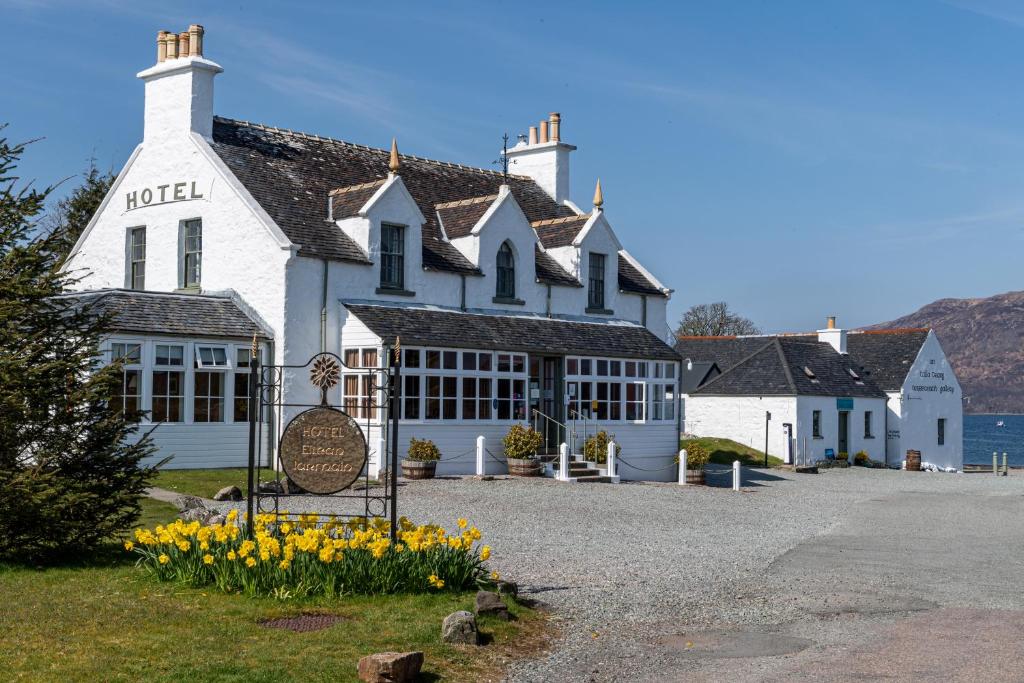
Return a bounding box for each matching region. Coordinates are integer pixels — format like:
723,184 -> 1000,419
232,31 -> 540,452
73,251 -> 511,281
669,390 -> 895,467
496,241 -> 516,299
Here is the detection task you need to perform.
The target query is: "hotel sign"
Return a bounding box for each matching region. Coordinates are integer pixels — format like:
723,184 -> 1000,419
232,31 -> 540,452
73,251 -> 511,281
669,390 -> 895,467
278,407 -> 367,494
125,180 -> 208,211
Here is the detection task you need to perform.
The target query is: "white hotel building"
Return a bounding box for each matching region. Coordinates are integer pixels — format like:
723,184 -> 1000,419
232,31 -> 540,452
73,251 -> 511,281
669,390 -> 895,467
65,26 -> 682,480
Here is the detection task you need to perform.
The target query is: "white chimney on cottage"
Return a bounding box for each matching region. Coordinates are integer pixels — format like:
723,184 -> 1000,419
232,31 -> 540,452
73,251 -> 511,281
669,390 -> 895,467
818,315 -> 848,354
504,112 -> 576,205
136,25 -> 222,143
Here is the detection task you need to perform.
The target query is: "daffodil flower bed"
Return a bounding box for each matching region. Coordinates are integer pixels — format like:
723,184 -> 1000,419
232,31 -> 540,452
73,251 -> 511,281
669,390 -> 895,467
126,509 -> 498,597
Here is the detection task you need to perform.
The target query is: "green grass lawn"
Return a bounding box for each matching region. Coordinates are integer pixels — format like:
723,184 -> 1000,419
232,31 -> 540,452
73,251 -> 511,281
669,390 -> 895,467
0,501 -> 549,682
681,436 -> 784,468
152,467 -> 249,498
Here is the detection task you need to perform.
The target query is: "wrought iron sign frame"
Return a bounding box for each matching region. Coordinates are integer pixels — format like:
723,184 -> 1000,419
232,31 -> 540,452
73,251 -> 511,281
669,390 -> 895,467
245,342 -> 402,541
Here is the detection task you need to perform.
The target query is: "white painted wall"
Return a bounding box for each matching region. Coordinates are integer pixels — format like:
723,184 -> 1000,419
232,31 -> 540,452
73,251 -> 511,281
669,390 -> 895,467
794,395 -> 887,465
889,332 -> 963,470
685,395 -> 798,459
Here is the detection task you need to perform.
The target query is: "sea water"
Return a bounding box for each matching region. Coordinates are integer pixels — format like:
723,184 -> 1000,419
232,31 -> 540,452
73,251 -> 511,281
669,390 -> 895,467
964,414 -> 1024,466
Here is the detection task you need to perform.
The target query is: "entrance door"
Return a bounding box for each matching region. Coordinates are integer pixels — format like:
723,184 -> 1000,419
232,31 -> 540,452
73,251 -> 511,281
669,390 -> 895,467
838,411 -> 849,455
528,356 -> 563,450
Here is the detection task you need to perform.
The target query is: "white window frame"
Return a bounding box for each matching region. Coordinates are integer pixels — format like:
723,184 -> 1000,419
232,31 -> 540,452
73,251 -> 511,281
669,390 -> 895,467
194,345 -> 232,369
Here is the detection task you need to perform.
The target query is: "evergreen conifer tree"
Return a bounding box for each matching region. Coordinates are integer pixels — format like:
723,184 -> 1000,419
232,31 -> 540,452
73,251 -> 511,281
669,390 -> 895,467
0,129 -> 156,561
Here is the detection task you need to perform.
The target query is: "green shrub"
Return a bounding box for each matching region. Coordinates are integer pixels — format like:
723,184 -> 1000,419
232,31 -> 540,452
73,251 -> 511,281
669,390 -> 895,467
502,424 -> 543,460
583,431 -> 620,464
679,442 -> 710,470
406,437 -> 440,462
853,450 -> 869,465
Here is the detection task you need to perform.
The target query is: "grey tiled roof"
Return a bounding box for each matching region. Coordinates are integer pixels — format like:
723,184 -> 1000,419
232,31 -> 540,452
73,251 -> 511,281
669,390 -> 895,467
531,215 -> 591,248
679,336 -> 887,398
842,330 -> 929,391
330,180 -> 386,221
618,256 -> 666,296
534,246 -> 582,287
680,361 -> 720,394
58,289 -> 270,340
210,117 -> 574,274
344,303 -> 680,360
436,195 -> 498,239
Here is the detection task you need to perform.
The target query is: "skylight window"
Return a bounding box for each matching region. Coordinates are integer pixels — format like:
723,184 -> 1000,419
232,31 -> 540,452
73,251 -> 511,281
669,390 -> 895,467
847,368 -> 865,385
803,366 -> 819,383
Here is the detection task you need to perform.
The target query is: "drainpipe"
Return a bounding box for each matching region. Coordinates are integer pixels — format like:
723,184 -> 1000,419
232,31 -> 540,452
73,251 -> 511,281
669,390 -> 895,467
320,260 -> 328,353
460,274 -> 467,311
546,284 -> 552,318
641,295 -> 648,327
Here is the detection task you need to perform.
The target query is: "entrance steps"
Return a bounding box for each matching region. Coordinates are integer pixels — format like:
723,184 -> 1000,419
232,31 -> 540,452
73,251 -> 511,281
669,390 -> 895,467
546,456 -> 617,483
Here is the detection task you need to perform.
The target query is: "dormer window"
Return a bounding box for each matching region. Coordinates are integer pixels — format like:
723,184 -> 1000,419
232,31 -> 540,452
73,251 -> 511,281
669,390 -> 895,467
587,252 -> 606,310
380,223 -> 405,290
496,241 -> 515,300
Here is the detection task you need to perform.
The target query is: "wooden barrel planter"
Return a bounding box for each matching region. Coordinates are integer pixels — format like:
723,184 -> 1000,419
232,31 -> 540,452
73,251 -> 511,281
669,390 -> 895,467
507,458 -> 542,477
905,450 -> 921,472
401,460 -> 437,480
685,469 -> 705,485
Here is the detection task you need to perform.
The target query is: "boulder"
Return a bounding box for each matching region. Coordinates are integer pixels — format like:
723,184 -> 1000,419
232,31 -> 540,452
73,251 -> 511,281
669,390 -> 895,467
180,507 -> 213,524
356,651 -> 424,682
258,480 -> 285,494
474,590 -> 510,620
496,579 -> 518,597
440,610 -> 478,645
207,514 -> 227,526
173,495 -> 206,512
213,485 -> 243,502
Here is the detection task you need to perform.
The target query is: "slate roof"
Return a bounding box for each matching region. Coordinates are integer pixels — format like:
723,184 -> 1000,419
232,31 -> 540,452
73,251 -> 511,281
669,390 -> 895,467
58,289 -> 270,339
344,304 -> 680,360
680,361 -> 720,394
785,330 -> 930,391
693,338 -> 886,398
435,195 -> 499,239
618,256 -> 667,296
330,180 -> 386,221
531,215 -> 591,248
210,117 -> 571,274
534,246 -> 582,287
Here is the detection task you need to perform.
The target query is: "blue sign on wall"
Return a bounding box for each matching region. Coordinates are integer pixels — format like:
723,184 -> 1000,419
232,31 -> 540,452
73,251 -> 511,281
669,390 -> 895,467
836,398 -> 854,411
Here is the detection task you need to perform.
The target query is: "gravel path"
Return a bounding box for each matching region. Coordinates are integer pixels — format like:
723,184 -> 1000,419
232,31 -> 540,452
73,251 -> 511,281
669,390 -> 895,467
221,467 -> 1024,681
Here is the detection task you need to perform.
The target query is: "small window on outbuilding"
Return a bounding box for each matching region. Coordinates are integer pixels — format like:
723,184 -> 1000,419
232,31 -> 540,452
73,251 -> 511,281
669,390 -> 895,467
496,241 -> 516,300
937,418 -> 946,446
812,410 -> 822,438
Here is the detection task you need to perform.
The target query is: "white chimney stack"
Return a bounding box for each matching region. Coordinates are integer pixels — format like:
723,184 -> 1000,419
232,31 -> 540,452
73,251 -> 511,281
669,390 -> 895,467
137,24 -> 222,143
818,315 -> 848,354
504,112 -> 576,205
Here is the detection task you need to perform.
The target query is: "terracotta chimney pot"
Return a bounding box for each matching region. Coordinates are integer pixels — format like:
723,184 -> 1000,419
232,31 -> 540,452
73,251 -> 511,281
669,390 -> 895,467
549,112 -> 561,142
156,30 -> 169,62
178,31 -> 190,58
528,126 -> 538,145
164,31 -> 178,60
539,120 -> 549,143
827,316 -> 836,329
189,24 -> 204,56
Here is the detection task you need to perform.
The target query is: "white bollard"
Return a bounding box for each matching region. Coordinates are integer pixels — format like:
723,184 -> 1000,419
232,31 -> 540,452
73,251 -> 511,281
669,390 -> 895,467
678,449 -> 688,485
476,435 -> 485,477
607,441 -> 617,478
733,460 -> 741,491
559,442 -> 570,481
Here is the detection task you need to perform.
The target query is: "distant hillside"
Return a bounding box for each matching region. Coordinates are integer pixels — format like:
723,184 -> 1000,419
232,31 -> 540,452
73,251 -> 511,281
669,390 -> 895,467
867,291 -> 1024,414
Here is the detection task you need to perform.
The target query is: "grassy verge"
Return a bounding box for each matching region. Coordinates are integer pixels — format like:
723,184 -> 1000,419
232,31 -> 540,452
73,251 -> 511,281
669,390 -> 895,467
152,467 -> 249,498
0,501 -> 550,682
681,436 -> 784,468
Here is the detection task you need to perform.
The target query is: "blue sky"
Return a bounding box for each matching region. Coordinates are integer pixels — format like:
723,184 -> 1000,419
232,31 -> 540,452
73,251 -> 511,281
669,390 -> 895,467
5,0 -> 1024,332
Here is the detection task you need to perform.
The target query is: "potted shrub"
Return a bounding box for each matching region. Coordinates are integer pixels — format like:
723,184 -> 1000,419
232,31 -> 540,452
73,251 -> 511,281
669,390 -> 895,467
836,451 -> 849,464
678,441 -> 710,485
401,437 -> 440,480
583,430 -> 619,465
503,424 -> 544,477
853,450 -> 870,467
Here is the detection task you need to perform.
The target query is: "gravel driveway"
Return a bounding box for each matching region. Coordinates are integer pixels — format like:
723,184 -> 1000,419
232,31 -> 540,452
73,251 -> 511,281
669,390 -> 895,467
246,466 -> 1024,681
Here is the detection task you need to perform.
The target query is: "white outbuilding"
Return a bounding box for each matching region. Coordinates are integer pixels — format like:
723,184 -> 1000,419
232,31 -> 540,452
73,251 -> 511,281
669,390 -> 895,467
677,318 -> 963,470
62,25 -> 682,480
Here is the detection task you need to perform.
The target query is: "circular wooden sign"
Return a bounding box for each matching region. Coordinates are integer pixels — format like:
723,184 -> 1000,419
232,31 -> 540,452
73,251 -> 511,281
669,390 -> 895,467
278,407 -> 367,494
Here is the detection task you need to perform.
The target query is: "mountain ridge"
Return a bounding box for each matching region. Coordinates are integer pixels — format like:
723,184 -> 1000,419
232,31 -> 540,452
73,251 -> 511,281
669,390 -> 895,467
865,290 -> 1024,414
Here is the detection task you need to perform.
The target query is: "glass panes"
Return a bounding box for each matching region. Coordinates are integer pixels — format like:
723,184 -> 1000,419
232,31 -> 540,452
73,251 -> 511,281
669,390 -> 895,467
478,378 -> 492,419
152,370 -> 183,422
566,358 -> 578,376
362,348 -> 378,368
496,241 -> 515,299
183,219 -> 202,287
478,353 -> 492,372
463,352 -> 477,371
443,351 -> 457,370
344,349 -> 360,367
588,252 -> 606,309
380,223 -> 405,289
196,346 -> 228,368
129,227 -> 145,290
404,349 -> 420,368
233,372 -> 250,422
111,343 -> 142,364
426,350 -> 441,369
155,345 -> 183,366
462,377 -> 477,419
403,376 -> 420,419
194,371 -> 224,422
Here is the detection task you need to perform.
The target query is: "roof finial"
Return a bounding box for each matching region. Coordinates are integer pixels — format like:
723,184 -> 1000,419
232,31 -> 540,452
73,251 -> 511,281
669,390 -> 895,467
389,138 -> 400,174
593,178 -> 604,209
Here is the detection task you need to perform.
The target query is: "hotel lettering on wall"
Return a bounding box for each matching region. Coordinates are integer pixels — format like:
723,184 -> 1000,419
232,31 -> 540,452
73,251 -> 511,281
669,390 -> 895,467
278,408 -> 367,494
125,180 -> 208,211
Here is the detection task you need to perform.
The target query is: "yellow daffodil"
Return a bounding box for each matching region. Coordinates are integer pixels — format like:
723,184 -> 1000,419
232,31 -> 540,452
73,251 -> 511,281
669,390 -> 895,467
480,545 -> 491,561
245,557 -> 256,568
203,554 -> 214,565
158,554 -> 169,565
226,550 -> 237,561
123,541 -> 134,552
457,518 -> 468,529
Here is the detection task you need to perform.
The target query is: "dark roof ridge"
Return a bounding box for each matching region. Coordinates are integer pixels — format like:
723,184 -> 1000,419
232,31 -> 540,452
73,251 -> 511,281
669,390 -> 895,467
856,327 -> 931,335
774,338 -> 798,393
213,116 -> 529,180
694,339 -> 779,393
